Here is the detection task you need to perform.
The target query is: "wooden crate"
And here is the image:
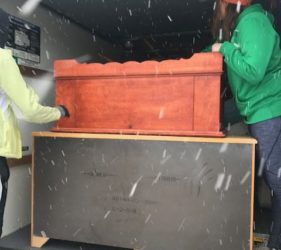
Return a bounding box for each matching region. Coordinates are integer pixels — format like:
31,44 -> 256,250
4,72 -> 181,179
53,53 -> 224,137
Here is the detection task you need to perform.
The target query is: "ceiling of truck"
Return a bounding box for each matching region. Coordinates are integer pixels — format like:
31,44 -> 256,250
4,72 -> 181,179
41,0 -> 214,60
41,0 -> 213,41
41,0 -> 281,61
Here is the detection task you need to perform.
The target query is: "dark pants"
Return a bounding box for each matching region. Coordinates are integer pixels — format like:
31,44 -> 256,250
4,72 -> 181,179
0,157 -> 9,237
249,116 -> 281,249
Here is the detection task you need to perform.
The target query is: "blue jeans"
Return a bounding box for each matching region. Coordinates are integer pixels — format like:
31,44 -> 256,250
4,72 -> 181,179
249,116 -> 281,249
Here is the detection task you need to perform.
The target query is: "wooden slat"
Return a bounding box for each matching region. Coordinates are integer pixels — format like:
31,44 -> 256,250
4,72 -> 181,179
250,144 -> 256,250
32,131 -> 257,144
31,236 -> 49,248
31,136 -> 50,248
54,53 -> 223,78
31,137 -> 35,246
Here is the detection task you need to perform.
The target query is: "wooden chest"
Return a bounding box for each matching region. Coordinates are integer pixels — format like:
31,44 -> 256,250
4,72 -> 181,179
53,53 -> 224,137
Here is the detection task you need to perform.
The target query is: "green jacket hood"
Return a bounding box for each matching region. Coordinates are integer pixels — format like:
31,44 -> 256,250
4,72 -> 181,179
237,4 -> 274,26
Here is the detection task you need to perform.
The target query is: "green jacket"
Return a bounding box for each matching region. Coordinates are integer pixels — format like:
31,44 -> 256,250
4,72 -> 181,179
0,49 -> 61,159
219,4 -> 281,124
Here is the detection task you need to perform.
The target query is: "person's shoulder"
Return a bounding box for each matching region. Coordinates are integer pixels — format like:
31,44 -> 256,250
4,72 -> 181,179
0,48 -> 13,62
240,10 -> 271,25
237,11 -> 273,33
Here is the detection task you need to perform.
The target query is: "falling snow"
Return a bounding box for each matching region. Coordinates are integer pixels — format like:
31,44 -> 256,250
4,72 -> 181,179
214,173 -> 225,192
152,172 -> 162,185
19,0 -> 42,16
195,148 -> 202,161
104,210 -> 111,219
177,218 -> 186,232
258,157 -> 265,176
219,143 -> 228,153
240,171 -> 251,185
160,155 -> 171,165
224,175 -> 232,191
213,1 -> 217,10
129,176 -> 143,198
45,50 -> 50,60
226,122 -> 231,132
236,1 -> 242,13
158,107 -> 165,119
40,230 -> 47,237
145,214 -> 151,224
24,24 -> 31,30
73,228 -> 82,237
167,15 -> 173,22
61,150 -> 65,157
219,28 -> 223,42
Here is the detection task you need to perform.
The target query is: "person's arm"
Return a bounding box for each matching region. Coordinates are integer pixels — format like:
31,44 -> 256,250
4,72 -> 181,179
219,16 -> 275,84
0,50 -> 62,123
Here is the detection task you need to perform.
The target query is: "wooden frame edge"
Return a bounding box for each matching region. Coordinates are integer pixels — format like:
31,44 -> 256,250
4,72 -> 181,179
32,131 -> 257,144
30,133 -> 256,249
250,144 -> 256,250
31,235 -> 49,248
31,136 -> 35,246
31,137 -> 49,248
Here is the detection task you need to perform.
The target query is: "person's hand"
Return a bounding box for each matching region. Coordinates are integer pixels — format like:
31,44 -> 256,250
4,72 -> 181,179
57,105 -> 70,117
212,43 -> 222,52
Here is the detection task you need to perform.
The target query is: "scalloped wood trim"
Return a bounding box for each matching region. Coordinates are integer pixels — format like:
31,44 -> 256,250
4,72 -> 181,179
54,53 -> 223,78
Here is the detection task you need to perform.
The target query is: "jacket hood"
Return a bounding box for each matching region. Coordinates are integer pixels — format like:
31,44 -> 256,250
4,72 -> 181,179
237,4 -> 274,26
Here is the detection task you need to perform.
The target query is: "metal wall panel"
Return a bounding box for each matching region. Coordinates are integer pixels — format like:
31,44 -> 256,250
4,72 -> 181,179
33,136 -> 253,250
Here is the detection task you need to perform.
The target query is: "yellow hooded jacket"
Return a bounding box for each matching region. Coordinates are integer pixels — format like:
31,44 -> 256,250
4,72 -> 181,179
0,49 -> 61,159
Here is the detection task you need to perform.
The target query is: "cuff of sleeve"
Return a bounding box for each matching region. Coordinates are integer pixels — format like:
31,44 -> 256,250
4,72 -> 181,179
56,106 -> 64,117
219,41 -> 235,57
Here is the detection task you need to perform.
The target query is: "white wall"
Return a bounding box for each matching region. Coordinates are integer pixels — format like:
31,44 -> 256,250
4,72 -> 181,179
0,0 -> 124,237
3,165 -> 32,236
2,0 -> 124,71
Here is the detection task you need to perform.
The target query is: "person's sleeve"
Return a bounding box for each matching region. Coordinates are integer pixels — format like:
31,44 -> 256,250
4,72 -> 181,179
0,52 -> 61,123
219,16 -> 275,84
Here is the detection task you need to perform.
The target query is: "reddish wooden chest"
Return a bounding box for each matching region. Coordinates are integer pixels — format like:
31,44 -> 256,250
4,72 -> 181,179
53,53 -> 224,137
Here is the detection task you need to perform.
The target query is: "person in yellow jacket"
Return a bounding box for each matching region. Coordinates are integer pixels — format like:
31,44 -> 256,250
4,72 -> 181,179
0,9 -> 69,236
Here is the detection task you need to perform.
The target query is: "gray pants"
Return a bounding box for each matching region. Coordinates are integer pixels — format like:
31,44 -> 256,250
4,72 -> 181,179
249,116 -> 281,249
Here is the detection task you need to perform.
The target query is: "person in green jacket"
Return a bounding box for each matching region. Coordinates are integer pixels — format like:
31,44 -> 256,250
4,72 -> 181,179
0,9 -> 69,237
210,0 -> 281,249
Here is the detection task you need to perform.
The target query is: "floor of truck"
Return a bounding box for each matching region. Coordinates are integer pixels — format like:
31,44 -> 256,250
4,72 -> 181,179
0,225 -> 129,250
0,207 -> 272,250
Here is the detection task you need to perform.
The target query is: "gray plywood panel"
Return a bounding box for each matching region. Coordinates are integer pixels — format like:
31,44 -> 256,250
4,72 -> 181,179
33,137 -> 253,250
